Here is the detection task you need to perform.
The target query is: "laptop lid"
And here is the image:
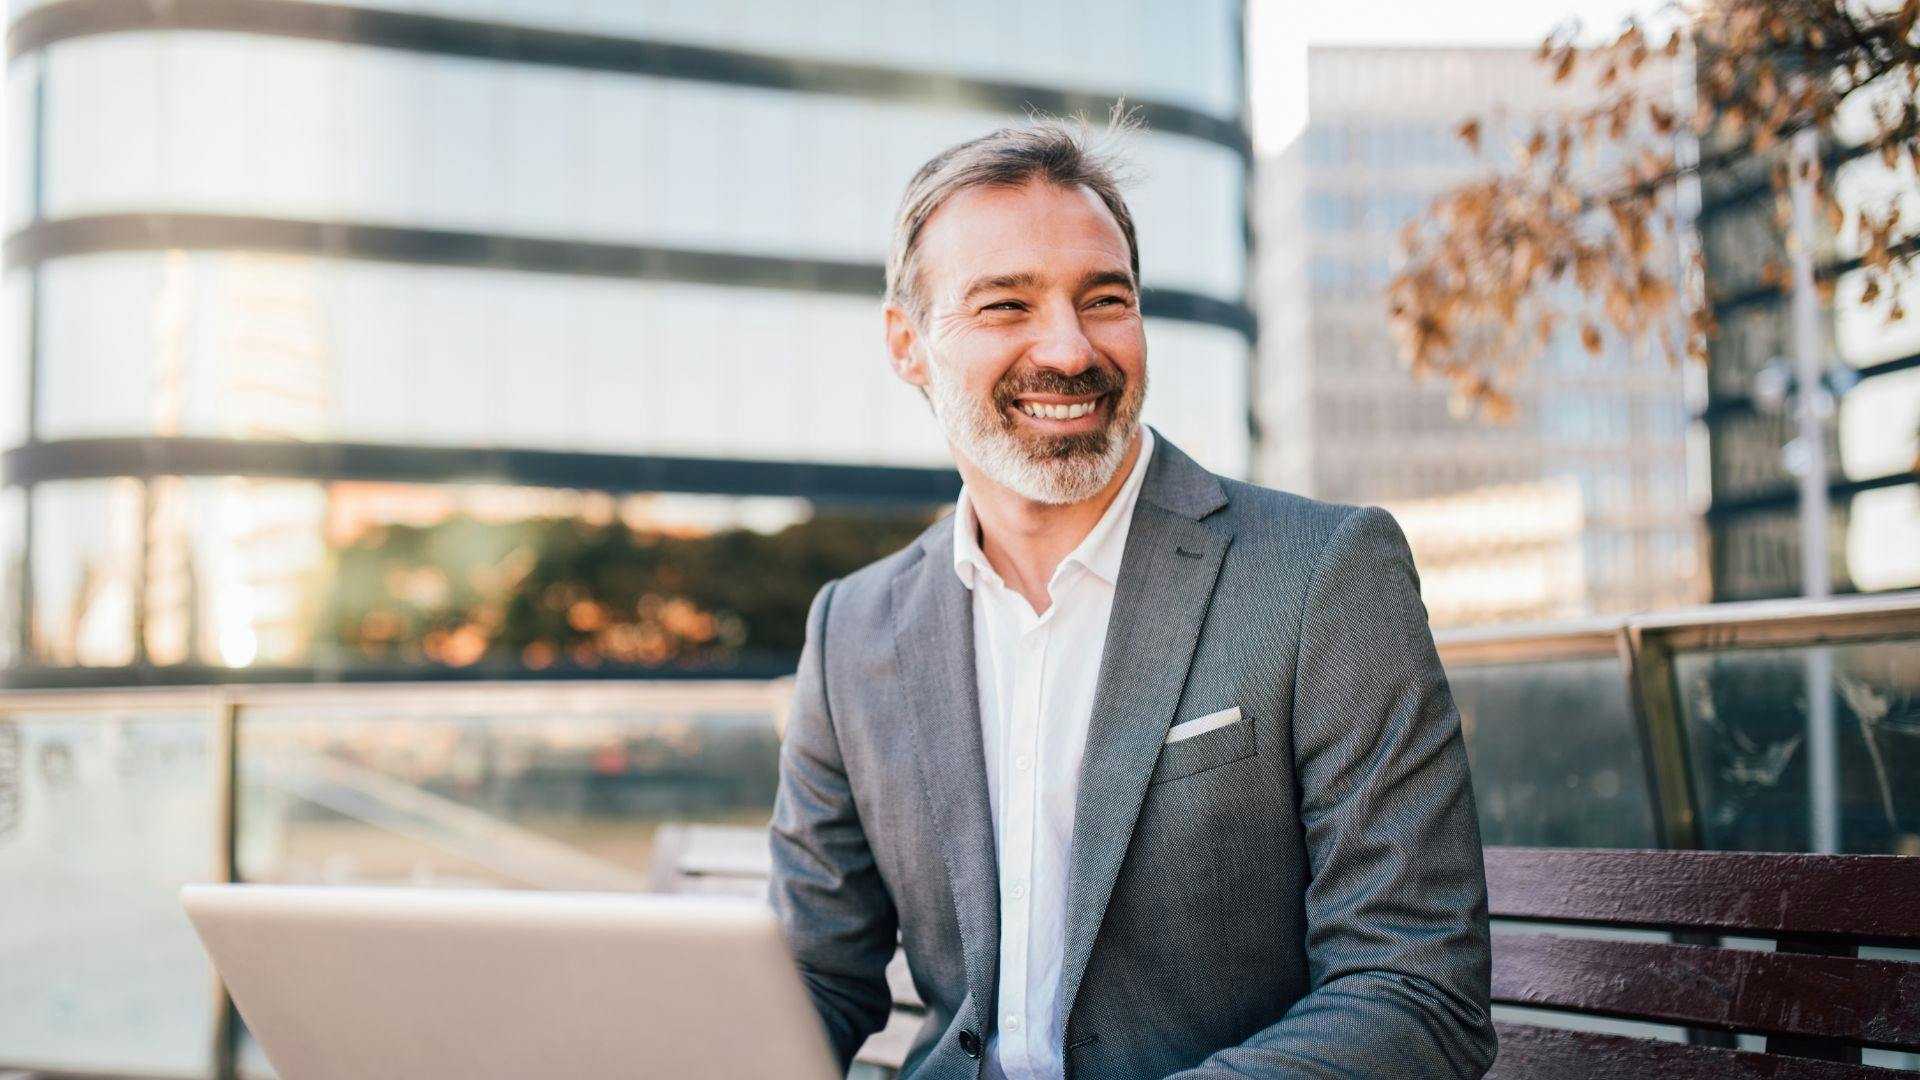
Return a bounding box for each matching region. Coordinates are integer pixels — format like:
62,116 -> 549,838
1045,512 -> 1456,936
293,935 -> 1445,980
181,884 -> 839,1080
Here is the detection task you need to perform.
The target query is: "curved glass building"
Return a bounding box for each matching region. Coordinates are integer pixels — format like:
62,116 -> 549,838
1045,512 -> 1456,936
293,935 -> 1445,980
1,0 -> 1254,685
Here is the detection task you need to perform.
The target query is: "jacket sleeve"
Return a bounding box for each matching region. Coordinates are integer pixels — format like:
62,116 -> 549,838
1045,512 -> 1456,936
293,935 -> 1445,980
767,579 -> 900,1072
1166,506 -> 1497,1079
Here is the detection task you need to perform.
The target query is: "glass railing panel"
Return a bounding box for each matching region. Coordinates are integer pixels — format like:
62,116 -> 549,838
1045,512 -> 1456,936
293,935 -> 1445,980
230,686 -> 788,1077
233,688 -> 783,890
0,702 -> 218,1077
1447,656 -> 1658,848
1672,638 -> 1920,855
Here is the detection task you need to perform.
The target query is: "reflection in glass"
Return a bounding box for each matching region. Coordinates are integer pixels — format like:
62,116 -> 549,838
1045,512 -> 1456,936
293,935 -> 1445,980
21,477 -> 938,676
43,32 -> 1245,298
235,697 -> 781,889
4,59 -> 35,235
0,489 -> 21,669
0,710 -> 216,1075
1676,640 -> 1920,855
320,484 -> 937,672
1449,656 -> 1657,848
34,252 -> 1250,475
194,0 -> 1243,118
24,477 -> 333,670
1,270 -> 27,451
28,479 -> 143,666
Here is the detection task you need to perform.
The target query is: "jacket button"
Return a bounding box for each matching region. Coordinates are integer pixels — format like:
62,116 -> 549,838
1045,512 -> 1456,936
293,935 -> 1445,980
957,1029 -> 981,1058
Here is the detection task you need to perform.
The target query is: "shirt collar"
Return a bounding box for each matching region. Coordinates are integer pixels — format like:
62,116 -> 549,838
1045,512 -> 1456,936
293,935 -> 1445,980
951,425 -> 1156,592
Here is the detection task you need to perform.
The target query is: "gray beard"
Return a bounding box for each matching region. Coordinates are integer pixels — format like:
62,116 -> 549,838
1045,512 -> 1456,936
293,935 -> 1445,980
924,362 -> 1145,506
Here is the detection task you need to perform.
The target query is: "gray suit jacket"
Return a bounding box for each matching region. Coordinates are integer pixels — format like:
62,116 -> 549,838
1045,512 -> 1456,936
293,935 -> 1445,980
769,431 -> 1495,1079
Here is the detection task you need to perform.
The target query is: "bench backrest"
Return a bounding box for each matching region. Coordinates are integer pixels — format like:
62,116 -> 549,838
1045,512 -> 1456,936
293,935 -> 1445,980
647,831 -> 1920,1075
1485,846 -> 1920,1078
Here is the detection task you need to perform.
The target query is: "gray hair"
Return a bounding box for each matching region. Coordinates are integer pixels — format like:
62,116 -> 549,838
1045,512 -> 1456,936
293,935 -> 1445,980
884,114 -> 1142,325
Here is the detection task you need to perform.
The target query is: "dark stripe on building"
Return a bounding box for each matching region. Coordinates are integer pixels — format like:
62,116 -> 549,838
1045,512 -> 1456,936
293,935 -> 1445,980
1699,349 -> 1920,422
1711,234 -> 1920,318
3,212 -> 1258,338
1694,135 -> 1908,227
7,0 -> 1251,161
1706,469 -> 1920,522
1,437 -> 967,505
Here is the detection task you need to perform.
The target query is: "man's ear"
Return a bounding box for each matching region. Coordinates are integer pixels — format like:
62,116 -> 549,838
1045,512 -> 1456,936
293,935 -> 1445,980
884,303 -> 930,390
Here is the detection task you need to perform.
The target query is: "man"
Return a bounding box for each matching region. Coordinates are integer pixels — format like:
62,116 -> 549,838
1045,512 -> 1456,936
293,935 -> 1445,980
769,121 -> 1495,1079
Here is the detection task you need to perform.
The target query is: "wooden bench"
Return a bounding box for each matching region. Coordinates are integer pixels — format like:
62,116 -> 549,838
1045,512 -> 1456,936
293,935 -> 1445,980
651,829 -> 1920,1076
1486,846 -> 1920,1077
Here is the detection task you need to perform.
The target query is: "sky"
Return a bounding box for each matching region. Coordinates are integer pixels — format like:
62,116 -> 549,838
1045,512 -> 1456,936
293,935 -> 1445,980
1247,0 -> 1666,155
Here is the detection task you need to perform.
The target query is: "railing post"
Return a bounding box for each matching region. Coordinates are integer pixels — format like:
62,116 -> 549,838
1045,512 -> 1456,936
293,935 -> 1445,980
1619,621 -> 1735,1049
210,689 -> 240,1080
1618,622 -> 1703,852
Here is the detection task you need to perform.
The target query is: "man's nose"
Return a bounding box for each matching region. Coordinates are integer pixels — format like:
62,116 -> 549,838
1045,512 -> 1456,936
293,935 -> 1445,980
1026,298 -> 1098,374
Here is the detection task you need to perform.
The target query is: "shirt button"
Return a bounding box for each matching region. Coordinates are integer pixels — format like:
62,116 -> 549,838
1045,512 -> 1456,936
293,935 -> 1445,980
1005,1014 -> 1021,1031
1015,755 -> 1031,771
1011,882 -> 1027,899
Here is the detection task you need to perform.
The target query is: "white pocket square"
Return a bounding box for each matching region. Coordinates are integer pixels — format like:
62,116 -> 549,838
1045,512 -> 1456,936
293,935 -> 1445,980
1164,706 -> 1242,745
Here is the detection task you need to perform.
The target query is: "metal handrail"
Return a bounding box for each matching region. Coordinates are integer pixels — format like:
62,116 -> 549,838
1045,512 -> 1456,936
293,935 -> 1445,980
1438,590 -> 1920,855
1433,590 -> 1920,665
0,678 -> 791,714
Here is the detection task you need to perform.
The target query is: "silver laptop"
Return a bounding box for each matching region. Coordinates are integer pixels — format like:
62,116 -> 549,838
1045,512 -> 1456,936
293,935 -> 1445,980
181,884 -> 839,1080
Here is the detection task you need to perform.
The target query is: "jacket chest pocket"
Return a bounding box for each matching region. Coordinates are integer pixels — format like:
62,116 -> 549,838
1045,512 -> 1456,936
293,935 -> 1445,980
1149,711 -> 1257,784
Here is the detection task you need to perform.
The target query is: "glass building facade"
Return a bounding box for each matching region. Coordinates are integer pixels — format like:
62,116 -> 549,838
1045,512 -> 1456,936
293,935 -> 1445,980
1,0 -> 1257,685
1694,69 -> 1920,602
1258,46 -> 1708,626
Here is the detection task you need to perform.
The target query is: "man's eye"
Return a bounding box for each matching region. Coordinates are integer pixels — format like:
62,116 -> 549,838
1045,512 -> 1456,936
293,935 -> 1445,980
984,301 -> 1023,312
1090,295 -> 1129,307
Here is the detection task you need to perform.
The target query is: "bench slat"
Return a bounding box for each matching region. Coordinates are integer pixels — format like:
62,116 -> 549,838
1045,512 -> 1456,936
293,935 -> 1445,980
1492,933 -> 1920,1052
1487,847 -> 1920,946
1487,1022 -> 1901,1080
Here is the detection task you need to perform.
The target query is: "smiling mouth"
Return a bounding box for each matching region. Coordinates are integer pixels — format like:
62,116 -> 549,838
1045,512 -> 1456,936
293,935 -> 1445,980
1013,395 -> 1104,421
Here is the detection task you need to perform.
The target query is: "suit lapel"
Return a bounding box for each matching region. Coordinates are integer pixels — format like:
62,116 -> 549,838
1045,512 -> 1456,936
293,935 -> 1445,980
1059,437 -> 1230,1027
891,521 -> 1001,1016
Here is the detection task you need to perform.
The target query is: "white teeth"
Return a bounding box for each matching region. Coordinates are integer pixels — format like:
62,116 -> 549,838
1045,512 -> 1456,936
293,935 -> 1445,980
1019,400 -> 1097,420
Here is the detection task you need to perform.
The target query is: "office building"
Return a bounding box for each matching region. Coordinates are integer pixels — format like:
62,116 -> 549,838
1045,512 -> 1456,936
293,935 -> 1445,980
1259,46 -> 1707,625
1694,80 -> 1920,600
1,0 -> 1256,684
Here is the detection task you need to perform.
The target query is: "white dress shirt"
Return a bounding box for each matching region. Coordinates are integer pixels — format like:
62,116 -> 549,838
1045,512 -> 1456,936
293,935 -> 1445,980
951,426 -> 1156,1080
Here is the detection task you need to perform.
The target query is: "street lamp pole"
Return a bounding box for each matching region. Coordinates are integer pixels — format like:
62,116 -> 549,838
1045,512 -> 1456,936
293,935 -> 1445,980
1788,126 -> 1838,854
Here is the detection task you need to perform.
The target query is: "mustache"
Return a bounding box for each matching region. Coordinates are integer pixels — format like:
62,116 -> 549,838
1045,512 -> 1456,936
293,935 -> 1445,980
991,366 -> 1126,411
